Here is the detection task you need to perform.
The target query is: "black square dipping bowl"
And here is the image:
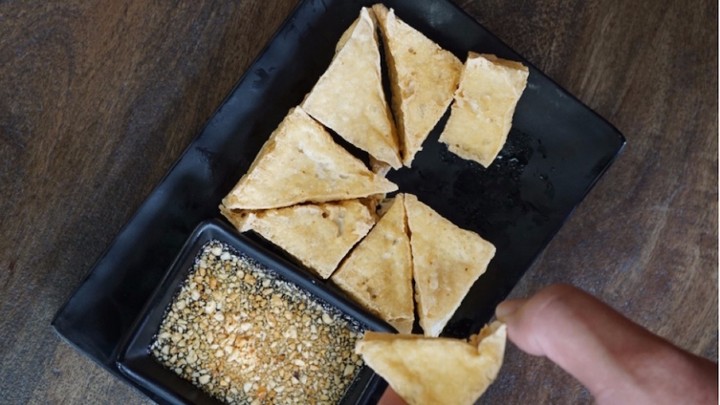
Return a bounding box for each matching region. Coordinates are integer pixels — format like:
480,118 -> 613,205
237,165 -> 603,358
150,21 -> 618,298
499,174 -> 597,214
116,220 -> 393,405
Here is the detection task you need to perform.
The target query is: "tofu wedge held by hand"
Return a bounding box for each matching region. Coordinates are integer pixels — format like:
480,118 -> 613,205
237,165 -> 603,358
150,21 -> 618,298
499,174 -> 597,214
332,194 -> 414,333
439,53 -> 529,167
220,200 -> 375,279
373,4 -> 463,167
221,107 -> 397,210
356,322 -> 507,405
404,194 -> 495,337
302,7 -> 401,169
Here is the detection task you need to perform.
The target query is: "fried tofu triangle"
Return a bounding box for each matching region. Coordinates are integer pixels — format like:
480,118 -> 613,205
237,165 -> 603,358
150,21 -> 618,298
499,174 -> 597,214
222,107 -> 397,210
302,7 -> 401,169
404,194 -> 495,337
220,200 -> 375,279
372,4 -> 463,167
439,52 -> 529,167
356,322 -> 507,405
332,194 -> 414,333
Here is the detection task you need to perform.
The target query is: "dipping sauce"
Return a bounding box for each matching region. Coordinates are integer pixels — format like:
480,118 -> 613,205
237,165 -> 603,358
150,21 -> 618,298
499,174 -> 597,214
151,240 -> 364,404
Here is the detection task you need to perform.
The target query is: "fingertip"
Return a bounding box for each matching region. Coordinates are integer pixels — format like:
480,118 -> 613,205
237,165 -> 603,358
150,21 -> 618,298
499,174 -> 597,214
496,298 -> 526,322
495,294 -> 558,357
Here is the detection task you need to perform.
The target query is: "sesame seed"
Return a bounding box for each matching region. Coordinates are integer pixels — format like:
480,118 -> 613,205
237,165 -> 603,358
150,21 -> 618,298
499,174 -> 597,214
150,241 -> 364,404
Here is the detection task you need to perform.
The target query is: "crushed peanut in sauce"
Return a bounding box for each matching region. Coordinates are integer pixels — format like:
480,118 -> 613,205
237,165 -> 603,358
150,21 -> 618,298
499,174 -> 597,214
151,240 -> 364,404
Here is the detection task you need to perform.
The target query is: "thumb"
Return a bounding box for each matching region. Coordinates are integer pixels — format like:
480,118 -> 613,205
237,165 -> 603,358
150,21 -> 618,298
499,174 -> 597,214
496,284 -> 644,397
495,297 -> 546,356
495,284 -> 717,404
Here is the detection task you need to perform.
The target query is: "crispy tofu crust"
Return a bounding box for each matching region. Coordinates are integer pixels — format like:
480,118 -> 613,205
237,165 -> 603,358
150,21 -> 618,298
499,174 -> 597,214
222,107 -> 397,210
220,200 -> 375,279
356,322 -> 507,405
332,195 -> 414,333
404,194 -> 495,337
373,4 -> 463,167
439,52 -> 529,167
302,8 -> 402,168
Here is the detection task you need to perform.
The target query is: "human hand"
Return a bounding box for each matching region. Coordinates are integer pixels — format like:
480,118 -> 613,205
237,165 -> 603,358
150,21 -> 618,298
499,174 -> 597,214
496,284 -> 717,405
378,284 -> 717,405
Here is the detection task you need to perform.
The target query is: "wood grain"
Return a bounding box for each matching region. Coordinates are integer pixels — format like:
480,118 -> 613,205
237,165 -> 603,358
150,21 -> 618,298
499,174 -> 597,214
0,0 -> 716,404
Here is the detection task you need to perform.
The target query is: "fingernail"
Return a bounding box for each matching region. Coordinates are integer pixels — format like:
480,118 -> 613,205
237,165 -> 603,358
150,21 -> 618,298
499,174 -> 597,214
496,299 -> 524,321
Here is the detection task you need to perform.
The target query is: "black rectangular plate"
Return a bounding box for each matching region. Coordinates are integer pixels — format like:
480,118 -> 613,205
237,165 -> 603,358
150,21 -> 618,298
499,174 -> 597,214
53,0 -> 625,400
117,220 -> 391,405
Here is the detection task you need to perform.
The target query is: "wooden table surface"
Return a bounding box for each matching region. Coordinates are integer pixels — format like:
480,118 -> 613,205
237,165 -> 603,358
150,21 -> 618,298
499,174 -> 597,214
1,0 -> 716,403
